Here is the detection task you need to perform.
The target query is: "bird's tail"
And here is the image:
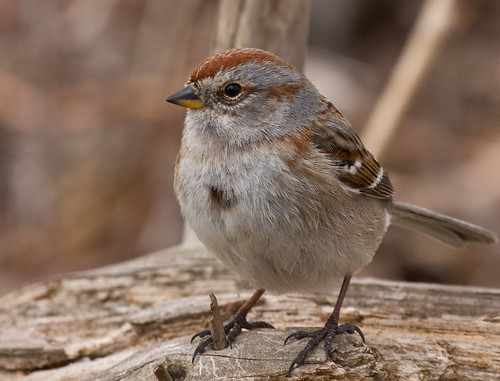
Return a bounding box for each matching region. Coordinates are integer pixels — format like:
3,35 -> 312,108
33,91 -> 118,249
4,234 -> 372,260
387,201 -> 498,248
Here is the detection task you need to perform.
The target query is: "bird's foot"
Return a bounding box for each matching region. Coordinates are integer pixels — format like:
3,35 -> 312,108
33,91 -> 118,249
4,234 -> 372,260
191,310 -> 274,362
284,319 -> 364,374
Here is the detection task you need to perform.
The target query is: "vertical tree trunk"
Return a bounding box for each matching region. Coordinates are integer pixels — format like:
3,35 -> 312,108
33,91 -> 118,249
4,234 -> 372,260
214,0 -> 310,71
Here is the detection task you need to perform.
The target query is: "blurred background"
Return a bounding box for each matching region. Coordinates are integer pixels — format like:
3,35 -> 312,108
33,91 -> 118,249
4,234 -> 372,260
0,0 -> 499,294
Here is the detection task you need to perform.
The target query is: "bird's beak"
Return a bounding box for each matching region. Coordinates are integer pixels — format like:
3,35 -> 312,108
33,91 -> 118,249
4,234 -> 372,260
166,85 -> 204,109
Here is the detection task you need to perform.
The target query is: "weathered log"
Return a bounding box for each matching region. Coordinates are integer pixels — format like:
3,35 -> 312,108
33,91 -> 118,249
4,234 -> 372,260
1,245 -> 499,380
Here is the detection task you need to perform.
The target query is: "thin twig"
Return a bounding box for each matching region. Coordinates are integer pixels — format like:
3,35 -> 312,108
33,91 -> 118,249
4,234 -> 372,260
153,364 -> 173,381
209,293 -> 229,350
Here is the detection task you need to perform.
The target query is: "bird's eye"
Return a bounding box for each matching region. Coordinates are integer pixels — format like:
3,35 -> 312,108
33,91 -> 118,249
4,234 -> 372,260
224,83 -> 242,98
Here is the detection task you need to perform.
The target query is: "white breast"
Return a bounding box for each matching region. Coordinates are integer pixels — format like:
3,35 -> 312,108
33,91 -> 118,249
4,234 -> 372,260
174,135 -> 387,294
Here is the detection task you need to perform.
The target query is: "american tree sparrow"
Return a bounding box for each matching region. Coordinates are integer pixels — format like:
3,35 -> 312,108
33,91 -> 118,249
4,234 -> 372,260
167,48 -> 497,373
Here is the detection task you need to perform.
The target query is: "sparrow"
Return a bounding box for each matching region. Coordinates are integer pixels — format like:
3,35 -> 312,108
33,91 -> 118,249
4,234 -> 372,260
167,47 -> 498,373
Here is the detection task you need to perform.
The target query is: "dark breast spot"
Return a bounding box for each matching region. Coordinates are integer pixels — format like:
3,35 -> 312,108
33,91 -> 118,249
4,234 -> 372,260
209,185 -> 237,209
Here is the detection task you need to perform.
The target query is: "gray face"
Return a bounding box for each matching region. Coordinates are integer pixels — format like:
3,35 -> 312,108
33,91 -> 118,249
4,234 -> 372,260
184,61 -> 324,147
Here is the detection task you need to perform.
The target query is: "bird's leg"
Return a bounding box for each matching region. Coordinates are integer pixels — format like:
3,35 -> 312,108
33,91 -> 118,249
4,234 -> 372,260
285,275 -> 365,373
191,288 -> 274,362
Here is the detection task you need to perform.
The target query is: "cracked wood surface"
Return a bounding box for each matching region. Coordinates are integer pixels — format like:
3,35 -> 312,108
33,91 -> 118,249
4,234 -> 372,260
0,245 -> 499,380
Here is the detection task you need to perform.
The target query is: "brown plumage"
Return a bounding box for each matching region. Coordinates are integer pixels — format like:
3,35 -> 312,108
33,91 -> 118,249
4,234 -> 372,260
167,48 -> 498,374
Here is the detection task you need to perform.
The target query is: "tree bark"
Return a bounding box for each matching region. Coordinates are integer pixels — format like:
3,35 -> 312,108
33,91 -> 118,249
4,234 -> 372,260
214,0 -> 310,70
1,245 -> 499,381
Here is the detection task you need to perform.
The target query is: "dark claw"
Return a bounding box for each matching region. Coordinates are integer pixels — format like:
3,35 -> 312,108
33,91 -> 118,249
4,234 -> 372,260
288,358 -> 300,375
284,330 -> 314,345
191,346 -> 202,363
191,315 -> 274,361
227,323 -> 242,347
192,337 -> 212,363
336,323 -> 365,343
286,330 -> 326,374
286,322 -> 365,374
226,320 -> 274,347
288,339 -> 321,374
191,329 -> 211,343
324,329 -> 336,361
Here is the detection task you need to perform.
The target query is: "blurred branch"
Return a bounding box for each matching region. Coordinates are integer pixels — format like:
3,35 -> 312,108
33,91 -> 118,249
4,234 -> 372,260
63,0 -> 120,49
361,0 -> 458,158
0,69 -> 41,131
131,1 -> 207,74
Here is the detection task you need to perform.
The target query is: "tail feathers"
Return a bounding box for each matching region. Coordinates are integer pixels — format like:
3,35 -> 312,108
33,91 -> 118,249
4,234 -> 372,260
388,201 -> 498,248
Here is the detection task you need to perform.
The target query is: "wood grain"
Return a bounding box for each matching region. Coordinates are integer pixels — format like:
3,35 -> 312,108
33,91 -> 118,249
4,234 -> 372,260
1,245 -> 498,380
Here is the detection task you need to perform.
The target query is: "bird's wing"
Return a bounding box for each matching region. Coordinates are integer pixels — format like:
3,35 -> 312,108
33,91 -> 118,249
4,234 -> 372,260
311,109 -> 394,200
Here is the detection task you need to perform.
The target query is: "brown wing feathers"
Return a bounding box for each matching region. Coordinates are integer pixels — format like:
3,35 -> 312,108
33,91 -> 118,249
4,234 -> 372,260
339,149 -> 393,200
311,114 -> 394,200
